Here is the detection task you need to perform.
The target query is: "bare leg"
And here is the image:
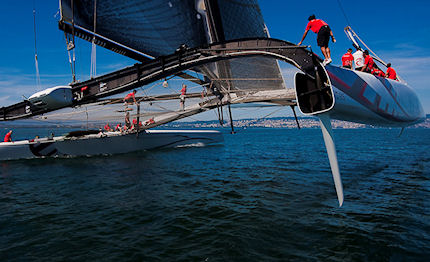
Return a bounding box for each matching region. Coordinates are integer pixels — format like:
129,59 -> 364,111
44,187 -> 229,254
320,47 -> 328,60
326,47 -> 331,60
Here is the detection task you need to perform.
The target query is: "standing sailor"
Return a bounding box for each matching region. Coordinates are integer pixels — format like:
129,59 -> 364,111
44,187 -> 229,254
123,90 -> 137,107
180,84 -> 187,111
298,15 -> 335,65
341,48 -> 354,69
353,47 -> 365,71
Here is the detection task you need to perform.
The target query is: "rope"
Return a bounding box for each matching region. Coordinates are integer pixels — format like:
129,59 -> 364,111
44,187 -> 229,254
32,4 -> 41,91
151,102 -> 202,122
90,0 -> 97,78
336,0 -> 352,26
336,1 -> 389,66
255,106 -> 284,121
346,27 -> 387,66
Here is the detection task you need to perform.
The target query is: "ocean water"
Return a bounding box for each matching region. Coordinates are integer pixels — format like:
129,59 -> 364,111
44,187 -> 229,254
0,128 -> 429,261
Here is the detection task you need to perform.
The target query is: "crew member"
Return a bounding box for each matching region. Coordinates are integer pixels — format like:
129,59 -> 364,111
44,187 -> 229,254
104,123 -> 112,131
132,118 -> 143,128
115,123 -> 122,131
298,15 -> 335,65
180,84 -> 187,110
371,66 -> 386,77
386,63 -> 397,80
123,90 -> 137,105
361,50 -> 374,73
341,48 -> 354,69
353,47 -> 364,71
3,130 -> 12,142
145,118 -> 155,126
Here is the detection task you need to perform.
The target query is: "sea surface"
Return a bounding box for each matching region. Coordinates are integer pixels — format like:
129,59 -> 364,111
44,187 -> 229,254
0,127 -> 429,261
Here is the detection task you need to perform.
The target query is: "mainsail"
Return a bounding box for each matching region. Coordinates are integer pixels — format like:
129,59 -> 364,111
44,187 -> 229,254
59,0 -> 269,58
59,0 -> 207,59
59,0 -> 286,92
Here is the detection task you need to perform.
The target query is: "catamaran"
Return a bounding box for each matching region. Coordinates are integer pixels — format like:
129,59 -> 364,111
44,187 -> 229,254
0,0 -> 424,206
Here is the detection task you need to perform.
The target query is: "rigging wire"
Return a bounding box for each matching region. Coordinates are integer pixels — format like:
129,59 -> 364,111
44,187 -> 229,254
255,106 -> 284,121
64,0 -> 77,83
346,27 -> 387,66
336,0 -> 352,27
335,0 -> 388,68
85,107 -> 89,130
32,3 -> 42,91
90,0 -> 97,78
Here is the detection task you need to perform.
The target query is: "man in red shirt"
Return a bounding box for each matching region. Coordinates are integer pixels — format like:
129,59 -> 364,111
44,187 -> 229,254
123,90 -> 137,105
341,48 -> 354,69
361,50 -> 374,73
298,15 -> 336,65
3,130 -> 12,142
104,123 -> 112,131
180,84 -> 187,110
386,63 -> 397,80
371,66 -> 386,77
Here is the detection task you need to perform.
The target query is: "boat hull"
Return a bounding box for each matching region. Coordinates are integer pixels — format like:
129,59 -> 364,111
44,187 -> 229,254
0,130 -> 223,161
325,65 -> 425,127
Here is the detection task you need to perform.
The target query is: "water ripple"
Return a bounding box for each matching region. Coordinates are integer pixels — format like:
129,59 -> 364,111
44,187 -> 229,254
0,128 -> 429,261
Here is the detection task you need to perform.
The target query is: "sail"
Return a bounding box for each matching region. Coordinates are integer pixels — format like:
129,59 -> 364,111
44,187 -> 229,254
59,0 -> 285,92
59,0 -> 208,59
217,0 -> 267,40
59,0 -> 271,57
199,0 -> 286,91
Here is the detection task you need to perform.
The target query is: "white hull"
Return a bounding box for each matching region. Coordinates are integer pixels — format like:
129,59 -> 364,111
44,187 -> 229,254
325,65 -> 425,126
0,130 -> 223,161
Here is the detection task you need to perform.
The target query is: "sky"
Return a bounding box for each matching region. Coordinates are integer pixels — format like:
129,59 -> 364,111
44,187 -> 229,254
0,0 -> 429,121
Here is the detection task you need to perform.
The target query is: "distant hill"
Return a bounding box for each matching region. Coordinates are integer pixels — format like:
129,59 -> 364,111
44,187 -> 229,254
164,116 -> 430,129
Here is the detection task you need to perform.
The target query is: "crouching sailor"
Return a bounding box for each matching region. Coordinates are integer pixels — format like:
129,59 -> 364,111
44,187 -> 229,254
3,130 -> 12,142
386,63 -> 397,80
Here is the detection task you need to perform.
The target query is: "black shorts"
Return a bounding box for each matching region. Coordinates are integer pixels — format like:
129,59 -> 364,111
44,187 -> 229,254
317,25 -> 331,47
125,98 -> 134,103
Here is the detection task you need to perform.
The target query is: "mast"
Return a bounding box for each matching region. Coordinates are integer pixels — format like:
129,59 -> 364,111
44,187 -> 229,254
203,0 -> 236,132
